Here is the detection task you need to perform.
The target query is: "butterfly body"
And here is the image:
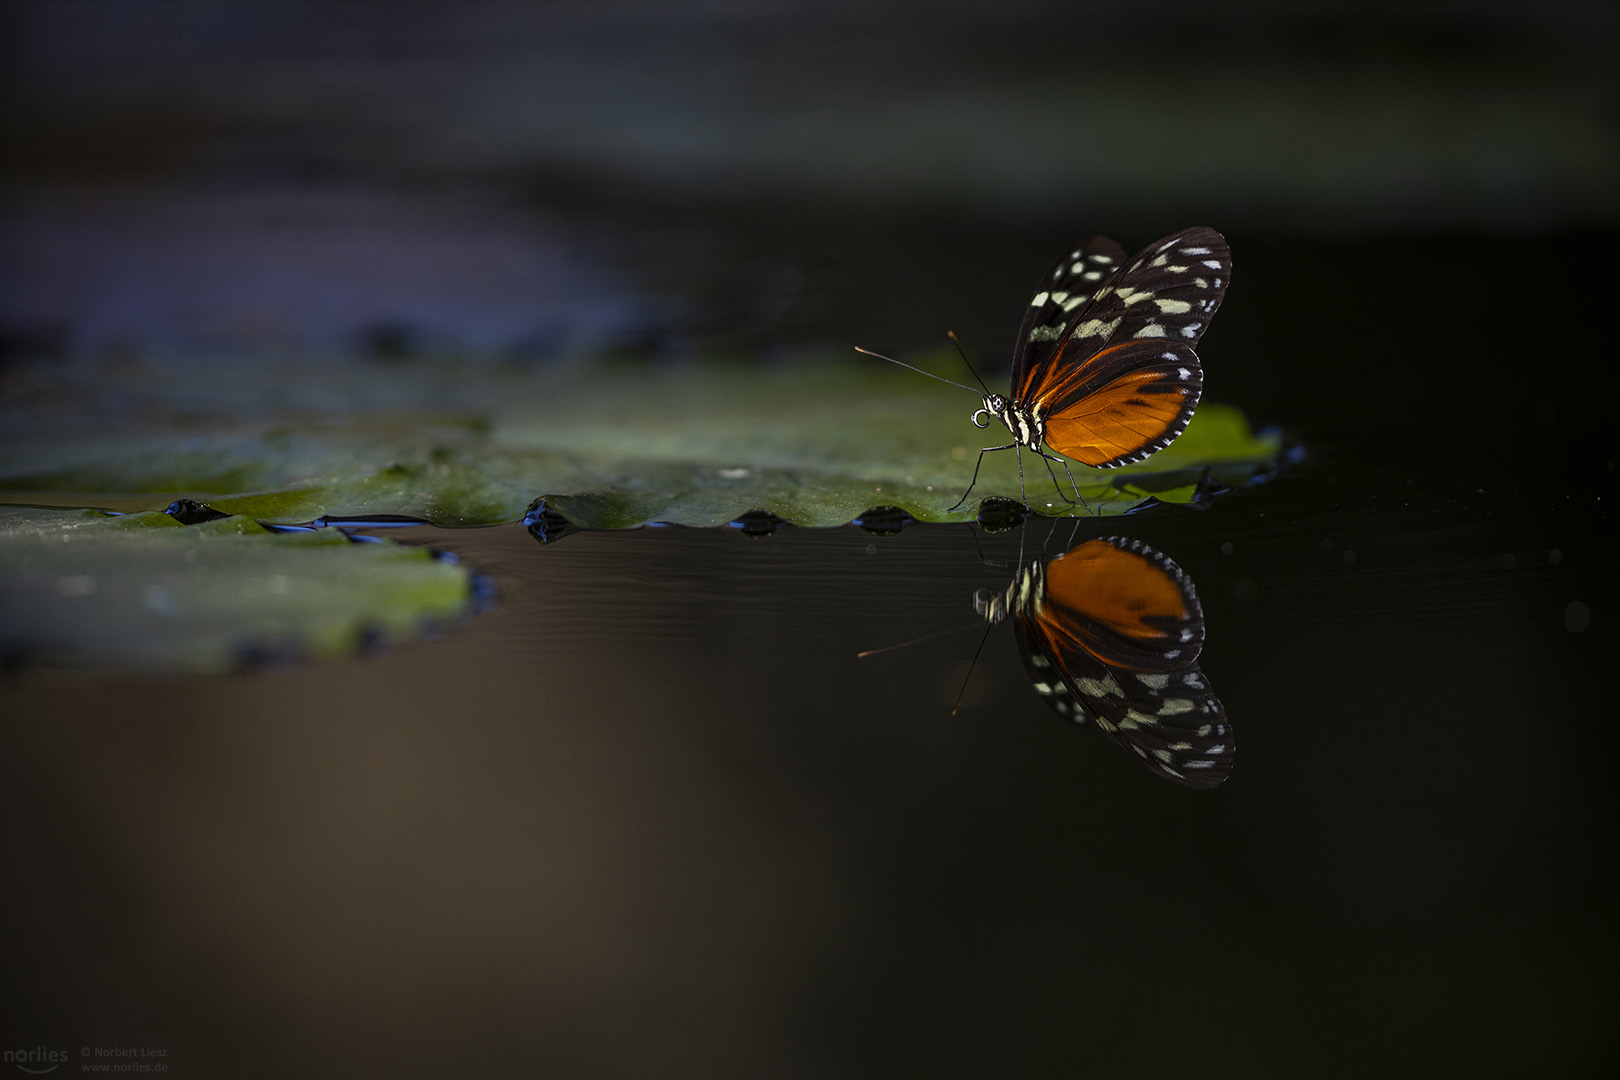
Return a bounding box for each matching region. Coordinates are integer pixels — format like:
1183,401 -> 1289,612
971,391 -> 1039,452
952,227 -> 1232,512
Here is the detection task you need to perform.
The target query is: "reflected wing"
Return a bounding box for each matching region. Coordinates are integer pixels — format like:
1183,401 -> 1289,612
1010,236 -> 1128,393
1041,537 -> 1204,669
1015,615 -> 1234,790
1011,537 -> 1232,789
1014,618 -> 1087,724
1014,227 -> 1229,468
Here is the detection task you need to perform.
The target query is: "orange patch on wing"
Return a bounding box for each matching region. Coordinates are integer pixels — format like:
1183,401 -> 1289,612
1042,541 -> 1190,645
1043,369 -> 1194,467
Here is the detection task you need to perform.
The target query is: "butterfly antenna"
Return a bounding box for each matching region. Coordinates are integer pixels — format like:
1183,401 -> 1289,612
855,346 -> 982,396
857,621 -> 983,658
946,331 -> 992,395
951,621 -> 995,715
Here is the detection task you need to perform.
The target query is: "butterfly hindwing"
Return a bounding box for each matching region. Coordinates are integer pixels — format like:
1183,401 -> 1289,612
1011,235 -> 1128,395
1041,537 -> 1204,670
1029,339 -> 1204,468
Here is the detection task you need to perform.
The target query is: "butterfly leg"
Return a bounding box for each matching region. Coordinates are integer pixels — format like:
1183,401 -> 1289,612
947,442 -> 1018,512
1032,447 -> 1092,516
1013,442 -> 1029,508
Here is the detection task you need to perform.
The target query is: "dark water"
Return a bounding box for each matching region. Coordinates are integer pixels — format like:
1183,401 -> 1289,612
4,422 -> 1615,1077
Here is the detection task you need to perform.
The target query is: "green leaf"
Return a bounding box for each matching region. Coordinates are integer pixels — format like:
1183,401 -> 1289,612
0,506 -> 477,672
0,355 -> 1281,526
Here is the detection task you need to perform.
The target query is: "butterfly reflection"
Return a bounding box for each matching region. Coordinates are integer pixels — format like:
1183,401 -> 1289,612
977,535 -> 1234,790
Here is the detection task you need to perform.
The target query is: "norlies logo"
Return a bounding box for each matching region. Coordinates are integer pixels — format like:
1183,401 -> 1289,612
4,1046 -> 67,1075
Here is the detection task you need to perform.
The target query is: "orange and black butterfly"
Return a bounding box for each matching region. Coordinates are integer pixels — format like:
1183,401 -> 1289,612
863,227 -> 1231,511
977,535 -> 1234,789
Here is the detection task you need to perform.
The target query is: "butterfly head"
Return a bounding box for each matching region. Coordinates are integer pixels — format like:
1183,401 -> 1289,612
971,393 -> 1008,430
973,585 -> 1007,624
973,563 -> 1043,625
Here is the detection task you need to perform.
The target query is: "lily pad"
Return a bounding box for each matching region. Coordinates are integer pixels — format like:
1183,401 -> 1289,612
0,505 -> 478,672
0,355 -> 1281,526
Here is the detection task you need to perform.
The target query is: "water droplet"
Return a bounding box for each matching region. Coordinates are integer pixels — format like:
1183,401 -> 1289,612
1564,601 -> 1590,633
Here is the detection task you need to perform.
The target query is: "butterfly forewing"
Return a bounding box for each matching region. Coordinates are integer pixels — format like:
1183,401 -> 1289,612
1093,662 -> 1233,790
1011,236 -> 1128,393
1015,605 -> 1233,789
1013,618 -> 1088,724
1056,226 -> 1231,357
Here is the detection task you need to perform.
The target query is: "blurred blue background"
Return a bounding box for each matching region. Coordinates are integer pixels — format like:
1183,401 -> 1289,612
4,0 -> 1615,365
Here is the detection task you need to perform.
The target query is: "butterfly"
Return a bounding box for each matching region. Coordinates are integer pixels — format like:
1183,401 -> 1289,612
861,227 -> 1231,512
977,535 -> 1234,789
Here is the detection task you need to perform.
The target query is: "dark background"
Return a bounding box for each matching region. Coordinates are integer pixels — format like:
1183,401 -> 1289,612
3,2 -> 1617,1077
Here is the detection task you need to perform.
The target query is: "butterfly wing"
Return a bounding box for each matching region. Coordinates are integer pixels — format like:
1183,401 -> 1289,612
1013,615 -> 1088,725
1016,227 -> 1231,469
1085,654 -> 1233,790
1013,538 -> 1233,789
1010,236 -> 1128,394
1016,609 -> 1234,790
1042,537 -> 1204,670
1057,226 -> 1231,355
